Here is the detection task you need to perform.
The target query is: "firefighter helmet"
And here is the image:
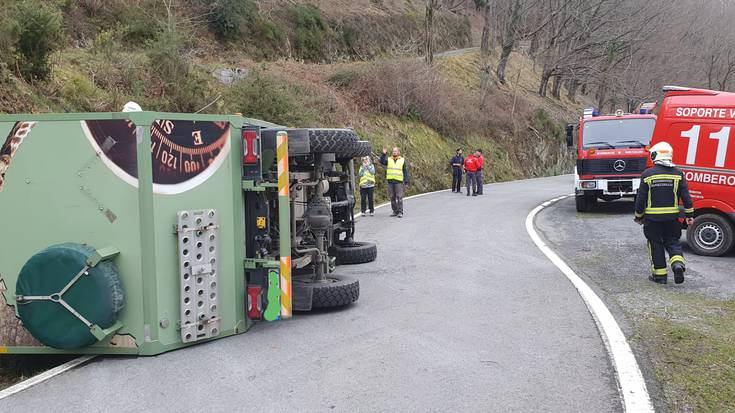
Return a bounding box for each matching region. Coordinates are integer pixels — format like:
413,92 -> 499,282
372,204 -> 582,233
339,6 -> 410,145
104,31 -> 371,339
649,141 -> 674,164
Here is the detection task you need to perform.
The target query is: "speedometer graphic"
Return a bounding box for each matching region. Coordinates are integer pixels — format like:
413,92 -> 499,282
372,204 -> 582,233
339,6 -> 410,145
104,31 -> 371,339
82,119 -> 231,194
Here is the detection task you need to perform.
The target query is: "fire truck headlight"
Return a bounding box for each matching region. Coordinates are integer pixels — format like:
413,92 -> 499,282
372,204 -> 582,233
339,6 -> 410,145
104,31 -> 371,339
581,181 -> 597,189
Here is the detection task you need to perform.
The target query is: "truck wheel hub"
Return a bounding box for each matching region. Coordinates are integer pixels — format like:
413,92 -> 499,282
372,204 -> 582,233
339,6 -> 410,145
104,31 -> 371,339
696,224 -> 723,249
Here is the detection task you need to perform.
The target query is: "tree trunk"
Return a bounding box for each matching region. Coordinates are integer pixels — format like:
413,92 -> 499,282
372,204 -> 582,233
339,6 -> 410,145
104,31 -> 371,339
596,80 -> 608,111
528,32 -> 539,57
425,0 -> 436,65
538,68 -> 552,97
496,42 -> 513,84
480,4 -> 492,56
567,79 -> 580,103
495,0 -> 521,84
551,75 -> 562,99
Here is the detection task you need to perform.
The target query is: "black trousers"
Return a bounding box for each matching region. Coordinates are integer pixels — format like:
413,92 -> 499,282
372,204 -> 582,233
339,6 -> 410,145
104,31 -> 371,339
643,219 -> 685,277
360,186 -> 374,213
452,168 -> 462,192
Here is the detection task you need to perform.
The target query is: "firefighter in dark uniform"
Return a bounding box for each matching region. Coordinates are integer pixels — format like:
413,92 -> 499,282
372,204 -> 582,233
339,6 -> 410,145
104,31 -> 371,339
634,142 -> 695,284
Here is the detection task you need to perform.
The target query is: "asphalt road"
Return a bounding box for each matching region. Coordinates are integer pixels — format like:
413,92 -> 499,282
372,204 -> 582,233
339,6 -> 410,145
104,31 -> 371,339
535,185 -> 735,410
536,194 -> 735,301
0,175 -> 623,412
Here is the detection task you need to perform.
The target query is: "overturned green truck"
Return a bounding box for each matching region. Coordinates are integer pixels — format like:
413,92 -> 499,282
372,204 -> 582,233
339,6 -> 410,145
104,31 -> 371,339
0,112 -> 376,355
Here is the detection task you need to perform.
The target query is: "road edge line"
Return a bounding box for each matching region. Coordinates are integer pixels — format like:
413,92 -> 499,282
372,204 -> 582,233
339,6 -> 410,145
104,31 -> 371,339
525,195 -> 654,413
0,355 -> 96,400
356,174 -> 573,217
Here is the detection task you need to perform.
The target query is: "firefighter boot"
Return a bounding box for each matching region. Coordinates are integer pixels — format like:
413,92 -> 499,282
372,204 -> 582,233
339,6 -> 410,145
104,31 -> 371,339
648,275 -> 667,284
672,263 -> 685,284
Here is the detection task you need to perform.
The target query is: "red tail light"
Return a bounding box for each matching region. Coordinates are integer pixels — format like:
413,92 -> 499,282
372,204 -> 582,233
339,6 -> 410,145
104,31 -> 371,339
247,286 -> 263,320
243,128 -> 259,165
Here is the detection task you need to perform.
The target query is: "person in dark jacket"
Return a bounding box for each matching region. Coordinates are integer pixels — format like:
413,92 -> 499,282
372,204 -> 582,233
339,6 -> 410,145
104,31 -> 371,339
380,146 -> 409,218
634,142 -> 694,285
450,148 -> 464,193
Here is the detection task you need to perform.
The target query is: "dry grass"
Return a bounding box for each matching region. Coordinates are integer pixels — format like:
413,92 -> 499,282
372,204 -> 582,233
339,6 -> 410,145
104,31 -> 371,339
351,59 -> 517,141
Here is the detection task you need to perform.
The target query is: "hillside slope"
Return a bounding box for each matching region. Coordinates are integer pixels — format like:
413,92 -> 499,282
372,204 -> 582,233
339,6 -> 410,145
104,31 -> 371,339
0,1 -> 588,197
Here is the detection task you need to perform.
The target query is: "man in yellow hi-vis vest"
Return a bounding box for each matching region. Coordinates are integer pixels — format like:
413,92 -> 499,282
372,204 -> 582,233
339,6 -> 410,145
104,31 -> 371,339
380,146 -> 409,218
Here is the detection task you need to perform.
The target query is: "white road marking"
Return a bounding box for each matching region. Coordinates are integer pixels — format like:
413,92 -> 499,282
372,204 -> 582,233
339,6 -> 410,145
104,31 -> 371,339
356,174 -> 572,217
526,195 -> 654,413
0,355 -> 95,400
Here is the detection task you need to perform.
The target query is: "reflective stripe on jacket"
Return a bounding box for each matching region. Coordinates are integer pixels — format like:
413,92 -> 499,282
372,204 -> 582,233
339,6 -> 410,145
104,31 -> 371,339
635,164 -> 694,221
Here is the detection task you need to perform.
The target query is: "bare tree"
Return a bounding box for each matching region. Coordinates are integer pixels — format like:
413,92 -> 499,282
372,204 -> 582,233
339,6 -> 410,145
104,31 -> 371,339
495,0 -> 522,84
424,0 -> 468,65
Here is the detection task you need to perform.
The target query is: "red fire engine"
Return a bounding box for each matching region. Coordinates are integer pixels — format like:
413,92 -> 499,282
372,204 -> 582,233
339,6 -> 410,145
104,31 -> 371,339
567,104 -> 657,212
650,86 -> 735,256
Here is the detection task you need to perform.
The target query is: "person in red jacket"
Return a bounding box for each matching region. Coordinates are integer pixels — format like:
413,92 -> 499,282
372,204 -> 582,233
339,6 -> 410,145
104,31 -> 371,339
475,149 -> 485,195
464,152 -> 479,196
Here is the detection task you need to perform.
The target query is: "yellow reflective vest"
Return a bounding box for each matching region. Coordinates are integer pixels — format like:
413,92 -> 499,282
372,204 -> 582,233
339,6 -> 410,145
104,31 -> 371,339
359,166 -> 375,187
386,157 -> 405,182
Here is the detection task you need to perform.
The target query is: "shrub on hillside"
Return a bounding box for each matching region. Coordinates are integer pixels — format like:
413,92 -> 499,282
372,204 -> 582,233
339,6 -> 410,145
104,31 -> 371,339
226,71 -> 315,126
209,0 -> 256,40
327,68 -> 360,89
352,61 -> 513,140
0,9 -> 19,72
207,0 -> 282,58
12,1 -> 64,82
144,30 -> 210,112
290,5 -> 329,62
63,0 -> 161,46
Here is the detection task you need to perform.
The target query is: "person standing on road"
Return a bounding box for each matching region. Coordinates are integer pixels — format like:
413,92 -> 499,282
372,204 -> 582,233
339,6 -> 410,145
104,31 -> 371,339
380,146 -> 409,218
475,149 -> 485,195
634,141 -> 694,285
450,148 -> 464,193
464,151 -> 479,196
358,156 -> 376,216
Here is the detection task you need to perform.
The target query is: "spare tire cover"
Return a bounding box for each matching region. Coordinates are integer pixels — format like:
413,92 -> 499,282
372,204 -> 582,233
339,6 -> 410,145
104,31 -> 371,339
16,243 -> 125,349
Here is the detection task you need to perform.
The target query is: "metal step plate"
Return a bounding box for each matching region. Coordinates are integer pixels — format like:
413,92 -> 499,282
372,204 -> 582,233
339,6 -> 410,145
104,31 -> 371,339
177,209 -> 220,343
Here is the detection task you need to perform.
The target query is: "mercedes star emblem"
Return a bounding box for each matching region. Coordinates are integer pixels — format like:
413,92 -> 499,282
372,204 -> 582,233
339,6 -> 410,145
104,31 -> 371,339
613,159 -> 626,172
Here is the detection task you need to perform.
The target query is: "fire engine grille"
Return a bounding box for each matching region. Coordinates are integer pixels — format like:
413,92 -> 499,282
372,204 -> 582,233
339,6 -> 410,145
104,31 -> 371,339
607,181 -> 633,193
577,158 -> 647,175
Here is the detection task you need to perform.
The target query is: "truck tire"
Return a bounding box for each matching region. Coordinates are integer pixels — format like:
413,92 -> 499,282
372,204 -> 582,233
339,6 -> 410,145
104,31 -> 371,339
575,193 -> 596,212
307,128 -> 359,153
311,275 -> 360,308
331,242 -> 377,265
686,214 -> 735,256
337,140 -> 372,160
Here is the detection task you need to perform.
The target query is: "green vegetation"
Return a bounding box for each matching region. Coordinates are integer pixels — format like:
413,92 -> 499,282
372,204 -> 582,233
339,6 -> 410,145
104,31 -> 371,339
290,4 -> 329,62
226,70 -> 317,127
641,297 -> 735,412
5,1 -> 64,82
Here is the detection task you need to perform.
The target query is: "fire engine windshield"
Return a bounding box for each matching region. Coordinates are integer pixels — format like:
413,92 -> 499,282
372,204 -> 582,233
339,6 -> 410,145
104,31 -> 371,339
582,118 -> 655,149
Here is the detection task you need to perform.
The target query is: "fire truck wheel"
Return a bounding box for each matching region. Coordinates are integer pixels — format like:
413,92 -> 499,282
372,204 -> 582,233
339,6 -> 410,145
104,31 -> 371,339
331,242 -> 377,265
575,193 -> 596,212
310,275 -> 360,308
686,214 -> 735,257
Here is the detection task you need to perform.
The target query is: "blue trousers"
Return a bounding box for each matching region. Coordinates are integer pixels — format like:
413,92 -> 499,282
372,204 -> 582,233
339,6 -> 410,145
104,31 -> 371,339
452,168 -> 463,192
